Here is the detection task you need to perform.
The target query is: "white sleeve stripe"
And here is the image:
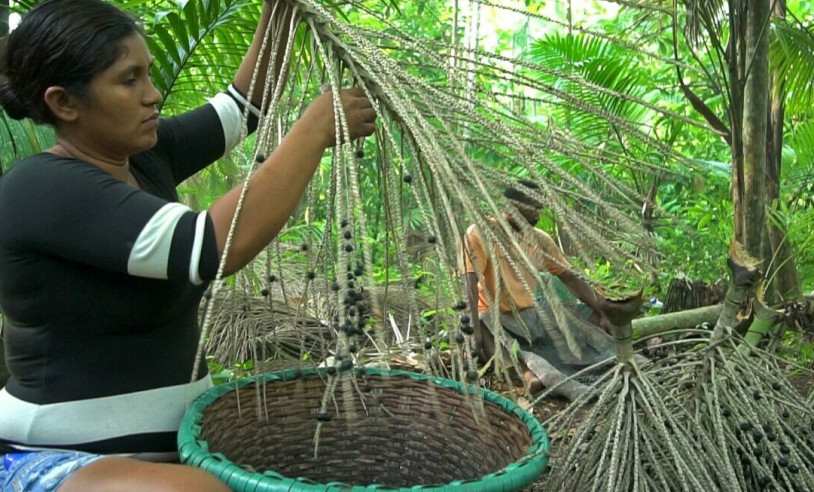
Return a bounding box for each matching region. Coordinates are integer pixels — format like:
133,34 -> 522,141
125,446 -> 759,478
227,84 -> 262,119
127,203 -> 192,279
208,92 -> 243,155
189,212 -> 208,286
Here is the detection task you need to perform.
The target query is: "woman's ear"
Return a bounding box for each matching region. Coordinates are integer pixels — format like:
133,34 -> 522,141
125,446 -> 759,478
43,86 -> 80,123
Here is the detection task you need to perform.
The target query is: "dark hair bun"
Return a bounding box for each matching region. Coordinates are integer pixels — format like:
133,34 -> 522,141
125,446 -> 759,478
0,77 -> 29,120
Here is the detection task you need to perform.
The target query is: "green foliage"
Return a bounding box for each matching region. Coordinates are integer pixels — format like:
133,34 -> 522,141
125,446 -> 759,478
2,0 -> 813,299
771,19 -> 814,115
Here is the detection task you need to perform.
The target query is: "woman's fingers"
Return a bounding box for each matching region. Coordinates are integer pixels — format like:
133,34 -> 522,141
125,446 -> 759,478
339,89 -> 376,140
302,87 -> 376,146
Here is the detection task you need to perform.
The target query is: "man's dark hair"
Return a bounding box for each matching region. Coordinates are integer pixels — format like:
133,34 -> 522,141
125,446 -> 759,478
504,179 -> 541,206
0,0 -> 142,125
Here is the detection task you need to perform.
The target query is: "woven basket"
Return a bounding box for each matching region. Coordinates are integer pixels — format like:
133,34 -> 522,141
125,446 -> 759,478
179,368 -> 549,491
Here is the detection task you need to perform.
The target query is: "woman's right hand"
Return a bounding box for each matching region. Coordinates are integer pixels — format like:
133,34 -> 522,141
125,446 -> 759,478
298,87 -> 377,148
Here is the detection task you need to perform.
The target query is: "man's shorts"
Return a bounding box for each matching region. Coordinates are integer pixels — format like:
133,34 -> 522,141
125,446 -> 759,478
1,451 -> 102,492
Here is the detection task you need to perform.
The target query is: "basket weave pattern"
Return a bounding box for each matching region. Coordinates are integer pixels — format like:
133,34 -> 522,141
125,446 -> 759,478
198,371 -> 534,487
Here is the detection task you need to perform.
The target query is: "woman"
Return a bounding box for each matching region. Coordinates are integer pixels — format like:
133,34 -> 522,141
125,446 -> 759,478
0,0 -> 376,489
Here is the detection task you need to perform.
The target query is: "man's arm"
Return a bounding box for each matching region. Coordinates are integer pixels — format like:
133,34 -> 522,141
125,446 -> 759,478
554,270 -> 612,332
465,272 -> 483,352
555,270 -> 601,313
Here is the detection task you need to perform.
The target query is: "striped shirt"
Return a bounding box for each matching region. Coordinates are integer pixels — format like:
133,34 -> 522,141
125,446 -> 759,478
0,87 -> 258,460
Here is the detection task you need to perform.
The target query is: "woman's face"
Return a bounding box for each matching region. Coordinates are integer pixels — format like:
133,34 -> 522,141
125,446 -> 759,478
71,33 -> 163,158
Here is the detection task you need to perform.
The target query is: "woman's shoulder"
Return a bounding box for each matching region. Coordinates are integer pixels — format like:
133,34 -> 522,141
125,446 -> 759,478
0,153 -> 107,197
4,152 -> 87,176
2,153 -> 61,184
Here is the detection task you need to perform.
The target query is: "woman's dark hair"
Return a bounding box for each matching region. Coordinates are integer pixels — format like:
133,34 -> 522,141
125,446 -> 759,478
0,0 -> 141,124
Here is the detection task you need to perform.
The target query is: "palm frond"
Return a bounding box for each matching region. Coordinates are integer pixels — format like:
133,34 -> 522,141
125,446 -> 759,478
145,0 -> 259,112
770,19 -> 814,114
0,114 -> 54,172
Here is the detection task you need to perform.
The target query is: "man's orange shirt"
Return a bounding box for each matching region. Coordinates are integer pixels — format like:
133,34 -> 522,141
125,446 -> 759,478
462,223 -> 569,313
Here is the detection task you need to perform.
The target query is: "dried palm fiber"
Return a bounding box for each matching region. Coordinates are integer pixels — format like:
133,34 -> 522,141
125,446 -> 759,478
622,242 -> 814,491
202,236 -> 436,368
202,273 -> 333,368
170,1 -> 722,487
538,292 -> 730,491
188,0 -> 692,395
662,273 -> 727,313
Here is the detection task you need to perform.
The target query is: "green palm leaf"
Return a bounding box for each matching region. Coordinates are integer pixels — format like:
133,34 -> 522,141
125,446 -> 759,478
144,0 -> 258,112
770,19 -> 814,114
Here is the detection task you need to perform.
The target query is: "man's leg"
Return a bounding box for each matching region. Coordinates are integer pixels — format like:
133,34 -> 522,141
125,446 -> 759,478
475,313 -> 543,393
519,348 -> 589,401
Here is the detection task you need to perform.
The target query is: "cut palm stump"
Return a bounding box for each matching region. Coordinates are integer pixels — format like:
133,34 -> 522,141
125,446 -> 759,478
659,242 -> 814,491
541,294 -> 725,491
179,368 -> 549,491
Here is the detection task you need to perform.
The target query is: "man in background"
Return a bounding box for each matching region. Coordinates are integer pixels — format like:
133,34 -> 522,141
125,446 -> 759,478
461,180 -> 630,400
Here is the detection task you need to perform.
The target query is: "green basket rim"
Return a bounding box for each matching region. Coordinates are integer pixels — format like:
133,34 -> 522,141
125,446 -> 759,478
178,367 -> 550,492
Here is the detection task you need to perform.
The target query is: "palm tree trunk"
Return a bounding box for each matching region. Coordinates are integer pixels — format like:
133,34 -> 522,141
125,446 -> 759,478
764,0 -> 802,303
0,0 -> 8,37
740,0 -> 771,260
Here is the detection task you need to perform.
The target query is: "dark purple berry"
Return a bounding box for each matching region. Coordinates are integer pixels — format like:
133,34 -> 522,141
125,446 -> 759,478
355,149 -> 365,158
424,341 -> 433,350
403,174 -> 412,183
427,235 -> 436,244
455,333 -> 465,344
466,370 -> 478,382
255,154 -> 266,163
317,412 -> 332,422
261,288 -> 270,297
306,271 -> 316,280
345,244 -> 354,252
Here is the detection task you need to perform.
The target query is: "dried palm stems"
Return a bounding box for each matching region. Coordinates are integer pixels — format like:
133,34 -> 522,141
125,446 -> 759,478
541,296 -> 728,491
663,242 -> 814,491
194,0 -> 682,388
543,242 -> 814,491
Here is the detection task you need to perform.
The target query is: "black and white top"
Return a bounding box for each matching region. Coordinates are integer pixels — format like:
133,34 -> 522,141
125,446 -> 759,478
0,87 -> 259,459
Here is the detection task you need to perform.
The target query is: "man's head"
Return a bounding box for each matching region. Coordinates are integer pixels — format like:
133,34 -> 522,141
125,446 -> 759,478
504,180 -> 543,226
